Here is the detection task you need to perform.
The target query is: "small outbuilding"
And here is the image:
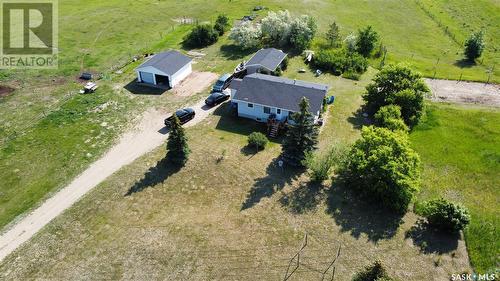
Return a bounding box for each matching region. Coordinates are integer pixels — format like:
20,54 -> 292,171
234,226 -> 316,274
243,48 -> 288,75
136,50 -> 192,88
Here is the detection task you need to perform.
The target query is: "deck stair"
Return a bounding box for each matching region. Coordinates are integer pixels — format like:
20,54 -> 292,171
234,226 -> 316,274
268,122 -> 280,138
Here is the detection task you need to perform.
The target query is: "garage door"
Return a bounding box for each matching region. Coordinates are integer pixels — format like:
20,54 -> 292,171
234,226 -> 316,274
140,72 -> 155,84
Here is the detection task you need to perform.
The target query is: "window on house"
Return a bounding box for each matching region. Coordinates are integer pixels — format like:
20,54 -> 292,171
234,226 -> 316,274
277,109 -> 281,114
264,107 -> 271,114
248,103 -> 253,108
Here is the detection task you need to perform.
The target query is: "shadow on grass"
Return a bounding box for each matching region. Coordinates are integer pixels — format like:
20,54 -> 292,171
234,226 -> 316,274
241,158 -> 302,210
125,158 -> 181,196
405,219 -> 459,254
454,58 -> 475,69
220,44 -> 257,60
279,181 -> 325,214
347,108 -> 371,130
124,79 -> 168,95
326,178 -> 404,242
214,103 -> 282,143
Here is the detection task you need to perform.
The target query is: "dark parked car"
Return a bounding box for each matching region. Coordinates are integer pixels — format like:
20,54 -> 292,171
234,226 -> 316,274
212,73 -> 233,92
164,108 -> 195,126
205,90 -> 230,106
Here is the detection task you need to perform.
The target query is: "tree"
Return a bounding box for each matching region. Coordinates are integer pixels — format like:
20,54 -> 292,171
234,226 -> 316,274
229,21 -> 262,49
260,10 -> 292,46
289,15 -> 317,51
326,21 -> 341,47
281,97 -> 319,167
356,26 -> 379,57
352,260 -> 395,281
166,116 -> 190,166
343,126 -> 421,213
183,24 -> 219,48
344,33 -> 357,53
422,198 -> 470,233
363,64 -> 429,128
374,105 -> 408,132
464,31 -> 485,62
247,132 -> 268,151
214,14 -> 230,36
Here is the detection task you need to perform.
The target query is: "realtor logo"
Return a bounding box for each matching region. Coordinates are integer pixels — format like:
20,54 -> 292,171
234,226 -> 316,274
0,0 -> 57,68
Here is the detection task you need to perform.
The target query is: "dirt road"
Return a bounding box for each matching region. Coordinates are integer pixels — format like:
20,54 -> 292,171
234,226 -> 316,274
0,99 -> 220,262
425,79 -> 500,107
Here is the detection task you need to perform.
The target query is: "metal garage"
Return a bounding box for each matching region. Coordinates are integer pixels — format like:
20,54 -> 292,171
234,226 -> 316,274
136,50 -> 192,89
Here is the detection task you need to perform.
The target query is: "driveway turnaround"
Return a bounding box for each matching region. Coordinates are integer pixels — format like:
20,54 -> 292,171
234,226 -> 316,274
0,99 -> 220,262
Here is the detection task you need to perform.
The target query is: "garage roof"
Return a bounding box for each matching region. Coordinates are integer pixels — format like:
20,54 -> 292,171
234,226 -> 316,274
245,48 -> 287,71
137,50 -> 192,75
233,74 -> 329,114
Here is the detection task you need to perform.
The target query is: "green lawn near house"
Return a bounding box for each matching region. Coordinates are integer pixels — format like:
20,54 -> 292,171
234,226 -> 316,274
410,103 -> 500,273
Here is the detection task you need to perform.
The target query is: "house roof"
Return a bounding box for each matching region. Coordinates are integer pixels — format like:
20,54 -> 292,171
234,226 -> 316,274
233,74 -> 329,114
136,50 -> 192,75
245,48 -> 287,71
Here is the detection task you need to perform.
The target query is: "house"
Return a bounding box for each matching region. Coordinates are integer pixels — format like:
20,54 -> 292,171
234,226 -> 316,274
231,73 -> 329,124
136,50 -> 192,88
238,48 -> 288,75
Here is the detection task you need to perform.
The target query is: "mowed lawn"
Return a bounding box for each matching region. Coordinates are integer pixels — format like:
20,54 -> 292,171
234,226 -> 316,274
410,104 -> 500,273
0,76 -> 472,280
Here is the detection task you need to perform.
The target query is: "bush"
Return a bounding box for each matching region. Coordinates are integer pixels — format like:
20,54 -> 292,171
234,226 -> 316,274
214,14 -> 230,36
343,126 -> 421,213
303,144 -> 347,183
356,26 -> 379,57
374,105 -> 408,132
352,260 -> 395,281
422,198 -> 471,233
183,24 -> 219,48
229,21 -> 262,49
247,132 -> 268,150
313,49 -> 368,76
363,64 -> 429,128
464,31 -> 485,61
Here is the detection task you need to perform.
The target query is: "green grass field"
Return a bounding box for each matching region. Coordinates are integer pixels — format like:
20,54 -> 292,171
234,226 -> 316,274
410,103 -> 500,273
0,0 -> 498,277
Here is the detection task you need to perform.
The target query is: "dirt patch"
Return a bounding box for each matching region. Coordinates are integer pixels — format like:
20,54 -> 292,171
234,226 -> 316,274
173,71 -> 218,97
0,86 -> 15,97
425,78 -> 500,107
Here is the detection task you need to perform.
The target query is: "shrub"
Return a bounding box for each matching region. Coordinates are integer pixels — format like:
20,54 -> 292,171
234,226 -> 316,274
422,198 -> 471,233
313,49 -> 368,76
363,64 -> 429,128
183,24 -> 219,48
343,126 -> 421,213
214,15 -> 230,36
229,21 -> 262,49
352,260 -> 395,281
247,132 -> 268,150
356,26 -> 379,57
303,144 -> 347,183
464,31 -> 485,61
374,105 -> 408,132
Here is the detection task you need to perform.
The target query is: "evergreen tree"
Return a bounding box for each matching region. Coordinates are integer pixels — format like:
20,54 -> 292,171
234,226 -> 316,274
464,31 -> 485,62
326,21 -> 340,47
166,116 -> 190,166
281,97 -> 319,166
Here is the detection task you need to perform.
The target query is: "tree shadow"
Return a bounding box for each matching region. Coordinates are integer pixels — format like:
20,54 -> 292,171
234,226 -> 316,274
454,58 -> 475,69
125,158 -> 181,196
123,79 -> 169,95
405,219 -> 460,254
347,108 -> 371,130
220,44 -> 257,60
240,145 -> 260,157
326,178 -> 404,242
279,181 -> 325,214
241,158 -> 302,210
